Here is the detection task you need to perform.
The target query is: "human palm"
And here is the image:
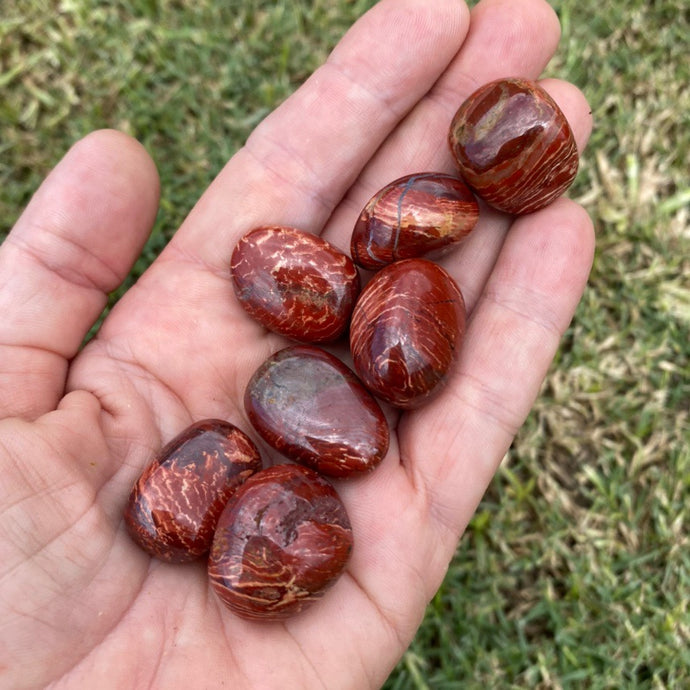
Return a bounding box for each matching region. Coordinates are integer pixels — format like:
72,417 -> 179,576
0,0 -> 594,687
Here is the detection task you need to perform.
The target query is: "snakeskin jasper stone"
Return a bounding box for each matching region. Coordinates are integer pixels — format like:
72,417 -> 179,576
448,77 -> 578,215
209,463 -> 353,621
244,345 -> 389,478
230,225 -> 360,342
350,172 -> 479,270
350,259 -> 466,409
124,419 -> 261,563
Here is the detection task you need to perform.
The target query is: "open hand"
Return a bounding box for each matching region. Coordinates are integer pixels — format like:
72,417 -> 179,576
0,0 -> 594,687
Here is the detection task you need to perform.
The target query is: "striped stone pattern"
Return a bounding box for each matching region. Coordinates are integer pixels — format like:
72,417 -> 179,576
124,420 -> 261,563
244,345 -> 389,478
208,464 -> 353,621
350,259 -> 466,409
231,225 -> 360,343
449,77 -> 579,215
351,172 -> 479,270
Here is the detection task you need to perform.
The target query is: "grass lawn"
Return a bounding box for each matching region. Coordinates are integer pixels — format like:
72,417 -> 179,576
2,0 -> 689,687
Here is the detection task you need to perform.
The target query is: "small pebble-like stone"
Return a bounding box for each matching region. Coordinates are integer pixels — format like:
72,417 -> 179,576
350,172 -> 479,270
124,419 -> 262,563
350,259 -> 466,409
448,77 -> 578,215
230,226 -> 360,342
209,463 -> 353,621
244,345 -> 389,478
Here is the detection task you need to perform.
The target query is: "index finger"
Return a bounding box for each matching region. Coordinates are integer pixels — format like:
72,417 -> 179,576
168,0 -> 471,264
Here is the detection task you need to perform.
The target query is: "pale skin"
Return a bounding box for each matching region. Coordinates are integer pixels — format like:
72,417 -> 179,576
0,0 -> 595,687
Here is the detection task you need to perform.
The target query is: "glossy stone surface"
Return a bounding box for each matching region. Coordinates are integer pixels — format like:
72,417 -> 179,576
208,463 -> 353,621
350,259 -> 465,409
244,345 -> 389,478
448,77 -> 578,215
231,226 -> 360,342
351,172 -> 479,270
124,419 -> 262,563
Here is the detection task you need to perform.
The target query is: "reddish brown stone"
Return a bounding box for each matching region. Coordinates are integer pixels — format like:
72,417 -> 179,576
350,259 -> 466,409
244,345 -> 389,478
351,172 -> 478,270
208,464 -> 353,621
230,226 -> 360,343
124,420 -> 262,563
449,77 -> 578,215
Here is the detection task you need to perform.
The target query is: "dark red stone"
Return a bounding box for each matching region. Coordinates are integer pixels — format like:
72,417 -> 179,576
244,345 -> 389,478
124,419 -> 262,563
350,259 -> 466,409
208,463 -> 353,621
448,77 -> 578,215
230,226 -> 360,342
350,172 -> 479,270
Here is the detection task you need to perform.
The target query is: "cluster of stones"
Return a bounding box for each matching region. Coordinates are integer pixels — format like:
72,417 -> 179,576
124,78 -> 579,621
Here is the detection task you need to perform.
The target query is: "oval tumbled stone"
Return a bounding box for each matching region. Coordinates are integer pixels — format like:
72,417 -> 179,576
231,226 -> 360,343
124,419 -> 262,563
350,172 -> 479,270
244,345 -> 389,478
448,77 -> 578,215
209,463 -> 353,621
350,259 -> 466,409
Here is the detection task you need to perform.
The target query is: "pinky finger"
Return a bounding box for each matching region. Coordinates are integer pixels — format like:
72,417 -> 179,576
405,197 -> 595,537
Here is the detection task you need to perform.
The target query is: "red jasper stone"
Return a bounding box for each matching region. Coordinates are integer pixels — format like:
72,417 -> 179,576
244,345 -> 389,478
351,172 -> 479,270
350,259 -> 466,409
209,463 -> 353,621
448,77 -> 578,215
124,420 -> 262,563
231,226 -> 360,342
